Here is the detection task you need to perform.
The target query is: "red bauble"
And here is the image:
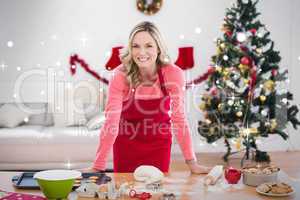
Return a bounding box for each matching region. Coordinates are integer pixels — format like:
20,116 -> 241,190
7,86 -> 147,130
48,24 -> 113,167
240,46 -> 248,53
225,31 -> 233,38
240,56 -> 251,65
272,69 -> 278,76
249,28 -> 257,35
209,86 -> 218,96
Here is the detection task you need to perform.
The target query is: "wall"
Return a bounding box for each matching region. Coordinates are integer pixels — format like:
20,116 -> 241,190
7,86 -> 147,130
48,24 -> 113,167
0,0 -> 299,152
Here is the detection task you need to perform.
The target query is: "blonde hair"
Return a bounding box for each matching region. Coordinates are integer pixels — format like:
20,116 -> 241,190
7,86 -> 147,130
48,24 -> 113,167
120,21 -> 171,87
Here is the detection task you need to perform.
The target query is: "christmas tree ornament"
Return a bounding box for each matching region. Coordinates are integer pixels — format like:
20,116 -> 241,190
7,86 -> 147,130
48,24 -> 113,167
199,103 -> 206,111
223,68 -> 230,76
259,95 -> 267,102
209,86 -> 218,96
270,119 -> 277,131
105,46 -> 123,71
175,47 -> 195,70
238,64 -> 249,73
249,28 -> 257,35
255,48 -> 263,55
271,69 -> 278,76
257,32 -> 264,38
261,109 -> 268,116
243,78 -> 250,84
263,80 -> 275,91
237,32 -> 247,43
225,31 -> 233,38
220,43 -> 226,49
281,98 -> 288,104
240,56 -> 251,65
218,103 -> 224,111
228,100 -> 234,106
205,119 -> 212,124
216,47 -> 222,54
216,66 -> 222,72
223,55 -> 229,61
236,111 -> 243,117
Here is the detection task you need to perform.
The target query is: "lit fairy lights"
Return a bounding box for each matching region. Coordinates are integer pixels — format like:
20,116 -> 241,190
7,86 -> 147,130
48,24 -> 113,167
24,117 -> 29,123
16,66 -> 22,71
79,34 -> 88,46
0,62 -> 7,70
51,34 -> 58,40
179,34 -> 185,40
7,41 -> 14,48
195,27 -> 202,34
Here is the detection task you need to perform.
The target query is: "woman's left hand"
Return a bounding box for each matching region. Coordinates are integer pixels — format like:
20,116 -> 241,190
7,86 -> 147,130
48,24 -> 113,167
187,162 -> 211,174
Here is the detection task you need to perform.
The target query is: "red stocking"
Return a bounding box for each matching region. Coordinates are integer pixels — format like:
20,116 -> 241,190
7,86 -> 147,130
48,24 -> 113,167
105,46 -> 123,70
175,47 -> 194,70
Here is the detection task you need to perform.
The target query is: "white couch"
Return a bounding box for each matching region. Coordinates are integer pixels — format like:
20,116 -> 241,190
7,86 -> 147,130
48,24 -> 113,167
0,80 -> 112,170
0,101 -> 113,170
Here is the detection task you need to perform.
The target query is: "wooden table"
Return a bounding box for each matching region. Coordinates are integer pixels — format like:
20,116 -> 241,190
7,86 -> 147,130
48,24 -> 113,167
1,152 -> 299,200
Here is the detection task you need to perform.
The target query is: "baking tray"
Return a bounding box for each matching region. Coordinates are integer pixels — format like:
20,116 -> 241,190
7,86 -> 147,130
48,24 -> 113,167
12,172 -> 112,189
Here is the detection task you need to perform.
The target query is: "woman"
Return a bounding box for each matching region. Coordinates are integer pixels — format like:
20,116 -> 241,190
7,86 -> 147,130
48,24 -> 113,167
90,21 -> 210,173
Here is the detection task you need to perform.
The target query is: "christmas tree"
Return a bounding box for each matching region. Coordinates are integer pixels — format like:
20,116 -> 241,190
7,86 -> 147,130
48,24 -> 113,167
198,0 -> 300,163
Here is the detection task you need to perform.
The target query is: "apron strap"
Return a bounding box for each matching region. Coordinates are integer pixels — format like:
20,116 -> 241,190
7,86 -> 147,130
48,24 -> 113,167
158,67 -> 169,96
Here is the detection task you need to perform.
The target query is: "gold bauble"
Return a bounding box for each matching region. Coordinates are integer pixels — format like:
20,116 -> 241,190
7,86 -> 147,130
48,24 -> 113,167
223,68 -> 230,76
199,103 -> 206,111
256,48 -> 263,54
270,119 -> 277,131
216,66 -> 222,72
243,78 -> 249,84
236,111 -> 243,117
216,47 -> 222,54
218,103 -> 223,111
220,43 -> 226,49
238,64 -> 249,73
260,95 -> 267,102
263,80 -> 275,91
205,119 -> 212,124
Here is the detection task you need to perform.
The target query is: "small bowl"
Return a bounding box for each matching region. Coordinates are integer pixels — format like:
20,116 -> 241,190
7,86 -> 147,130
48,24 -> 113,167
34,170 -> 81,200
242,167 -> 279,187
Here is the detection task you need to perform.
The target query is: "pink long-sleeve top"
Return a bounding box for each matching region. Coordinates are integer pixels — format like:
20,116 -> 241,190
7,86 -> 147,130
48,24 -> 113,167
93,64 -> 196,170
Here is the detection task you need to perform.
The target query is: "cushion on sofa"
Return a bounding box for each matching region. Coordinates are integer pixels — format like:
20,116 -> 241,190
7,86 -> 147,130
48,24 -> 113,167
23,103 -> 54,126
86,113 -> 105,130
49,99 -> 87,127
0,103 -> 29,128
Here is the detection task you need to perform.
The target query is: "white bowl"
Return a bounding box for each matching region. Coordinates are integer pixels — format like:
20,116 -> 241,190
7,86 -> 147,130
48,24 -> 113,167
242,168 -> 279,187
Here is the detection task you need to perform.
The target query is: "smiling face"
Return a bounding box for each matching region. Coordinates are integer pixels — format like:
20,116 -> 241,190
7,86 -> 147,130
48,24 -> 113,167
131,31 -> 159,69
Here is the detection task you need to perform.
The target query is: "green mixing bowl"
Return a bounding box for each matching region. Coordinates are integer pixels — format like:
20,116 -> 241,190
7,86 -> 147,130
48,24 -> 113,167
34,170 -> 81,200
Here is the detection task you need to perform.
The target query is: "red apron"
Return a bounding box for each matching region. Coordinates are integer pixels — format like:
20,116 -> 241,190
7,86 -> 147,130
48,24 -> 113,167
113,68 -> 172,172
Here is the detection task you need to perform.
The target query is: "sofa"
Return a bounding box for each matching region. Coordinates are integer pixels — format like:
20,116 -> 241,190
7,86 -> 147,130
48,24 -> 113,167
0,81 -> 112,170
